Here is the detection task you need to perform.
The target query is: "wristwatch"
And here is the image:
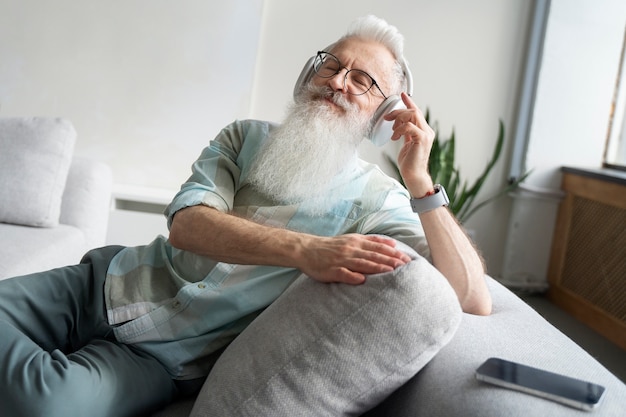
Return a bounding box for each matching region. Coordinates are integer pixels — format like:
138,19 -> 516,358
410,184 -> 449,214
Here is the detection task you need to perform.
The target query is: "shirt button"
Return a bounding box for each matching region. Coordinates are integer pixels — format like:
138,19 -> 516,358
172,300 -> 181,308
198,283 -> 206,289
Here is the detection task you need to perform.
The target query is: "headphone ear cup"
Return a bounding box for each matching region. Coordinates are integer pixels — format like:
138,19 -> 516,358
293,56 -> 316,99
369,95 -> 406,146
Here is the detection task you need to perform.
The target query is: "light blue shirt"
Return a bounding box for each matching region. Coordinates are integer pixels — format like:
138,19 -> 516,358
104,119 -> 428,380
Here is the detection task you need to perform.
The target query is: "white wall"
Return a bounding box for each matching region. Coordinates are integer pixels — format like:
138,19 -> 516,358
251,0 -> 533,274
0,0 -> 263,191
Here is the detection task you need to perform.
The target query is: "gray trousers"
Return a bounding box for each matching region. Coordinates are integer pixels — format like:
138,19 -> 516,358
0,246 -> 178,417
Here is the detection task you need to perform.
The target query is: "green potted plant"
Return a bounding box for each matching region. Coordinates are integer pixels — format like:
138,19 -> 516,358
386,111 -> 529,223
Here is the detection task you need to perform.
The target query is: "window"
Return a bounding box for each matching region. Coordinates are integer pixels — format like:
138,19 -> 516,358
604,27 -> 626,171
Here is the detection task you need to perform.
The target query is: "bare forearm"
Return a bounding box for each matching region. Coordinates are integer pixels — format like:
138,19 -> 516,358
168,205 -> 411,284
168,205 -> 306,268
401,171 -> 491,314
383,93 -> 492,314
419,207 -> 492,315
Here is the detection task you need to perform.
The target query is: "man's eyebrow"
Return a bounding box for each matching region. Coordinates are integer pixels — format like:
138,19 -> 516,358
335,54 -> 380,75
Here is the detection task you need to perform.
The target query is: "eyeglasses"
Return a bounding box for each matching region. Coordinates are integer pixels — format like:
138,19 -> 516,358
313,51 -> 387,98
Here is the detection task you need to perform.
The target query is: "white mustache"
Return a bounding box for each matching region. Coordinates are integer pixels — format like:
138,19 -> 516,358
302,84 -> 359,113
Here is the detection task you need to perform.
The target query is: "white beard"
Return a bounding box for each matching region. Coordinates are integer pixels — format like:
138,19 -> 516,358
247,84 -> 374,213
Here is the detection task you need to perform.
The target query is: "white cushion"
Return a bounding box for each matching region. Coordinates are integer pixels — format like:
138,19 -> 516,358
0,117 -> 76,227
190,242 -> 462,416
0,222 -> 85,279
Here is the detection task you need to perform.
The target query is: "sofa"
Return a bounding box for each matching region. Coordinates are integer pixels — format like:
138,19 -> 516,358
0,117 -> 112,280
2,119 -> 624,416
153,262 -> 626,416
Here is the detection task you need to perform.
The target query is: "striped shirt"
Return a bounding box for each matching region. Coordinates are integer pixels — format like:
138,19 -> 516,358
104,119 -> 428,379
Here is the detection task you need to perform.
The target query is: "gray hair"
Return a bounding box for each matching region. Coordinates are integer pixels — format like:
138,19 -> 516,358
332,15 -> 408,95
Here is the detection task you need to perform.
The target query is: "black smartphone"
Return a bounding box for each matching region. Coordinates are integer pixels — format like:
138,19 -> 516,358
475,357 -> 606,411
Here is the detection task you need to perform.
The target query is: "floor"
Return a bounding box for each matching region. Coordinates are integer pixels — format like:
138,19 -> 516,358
520,293 -> 626,383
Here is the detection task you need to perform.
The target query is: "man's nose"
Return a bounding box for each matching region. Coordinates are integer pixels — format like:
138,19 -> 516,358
327,69 -> 348,93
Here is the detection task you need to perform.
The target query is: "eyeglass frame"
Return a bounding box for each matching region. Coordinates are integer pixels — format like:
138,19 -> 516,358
313,51 -> 388,99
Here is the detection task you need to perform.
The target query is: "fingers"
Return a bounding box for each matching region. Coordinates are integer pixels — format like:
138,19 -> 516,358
401,91 -> 417,109
332,267 -> 366,285
360,235 -> 412,265
335,241 -> 410,274
383,94 -> 433,143
306,235 -> 412,285
383,93 -> 418,122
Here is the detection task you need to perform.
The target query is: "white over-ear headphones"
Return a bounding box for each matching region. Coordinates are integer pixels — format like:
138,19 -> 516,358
293,47 -> 413,146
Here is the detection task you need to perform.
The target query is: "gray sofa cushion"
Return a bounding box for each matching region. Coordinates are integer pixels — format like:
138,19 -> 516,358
154,276 -> 626,417
190,248 -> 462,416
0,117 -> 76,227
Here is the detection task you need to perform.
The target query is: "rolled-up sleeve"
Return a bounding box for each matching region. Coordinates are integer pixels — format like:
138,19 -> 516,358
165,120 -> 265,229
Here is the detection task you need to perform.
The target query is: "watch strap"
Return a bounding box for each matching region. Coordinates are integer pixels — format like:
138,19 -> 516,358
410,184 -> 449,214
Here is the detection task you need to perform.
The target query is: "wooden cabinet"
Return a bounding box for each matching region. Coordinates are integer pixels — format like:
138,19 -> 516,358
547,167 -> 626,350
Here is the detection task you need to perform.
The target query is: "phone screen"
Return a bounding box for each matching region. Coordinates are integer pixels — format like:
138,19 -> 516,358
476,357 -> 606,410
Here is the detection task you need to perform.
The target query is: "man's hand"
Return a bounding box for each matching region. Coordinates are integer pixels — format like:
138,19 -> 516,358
384,92 -> 436,198
298,234 -> 411,285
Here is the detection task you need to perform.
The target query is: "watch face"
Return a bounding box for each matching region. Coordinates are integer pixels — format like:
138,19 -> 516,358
437,184 -> 450,205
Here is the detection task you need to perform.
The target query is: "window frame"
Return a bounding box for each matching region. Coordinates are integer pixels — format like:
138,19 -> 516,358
604,27 -> 626,172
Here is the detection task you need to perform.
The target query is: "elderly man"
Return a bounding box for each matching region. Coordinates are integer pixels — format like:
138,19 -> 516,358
0,15 -> 491,417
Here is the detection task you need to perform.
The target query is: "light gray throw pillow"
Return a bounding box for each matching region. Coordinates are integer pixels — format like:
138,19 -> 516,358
0,117 -> 76,227
190,242 -> 462,416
